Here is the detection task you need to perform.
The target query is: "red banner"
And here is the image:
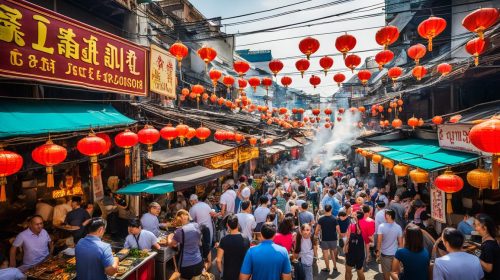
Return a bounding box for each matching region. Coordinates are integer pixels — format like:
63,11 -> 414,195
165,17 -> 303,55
0,0 -> 147,96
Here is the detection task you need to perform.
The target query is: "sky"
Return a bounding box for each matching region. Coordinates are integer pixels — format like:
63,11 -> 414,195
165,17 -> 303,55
189,0 -> 385,98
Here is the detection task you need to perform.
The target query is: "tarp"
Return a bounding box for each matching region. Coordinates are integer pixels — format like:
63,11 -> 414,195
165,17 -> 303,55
277,138 -> 302,148
116,181 -> 174,195
0,100 -> 135,138
149,142 -> 234,167
148,166 -> 230,191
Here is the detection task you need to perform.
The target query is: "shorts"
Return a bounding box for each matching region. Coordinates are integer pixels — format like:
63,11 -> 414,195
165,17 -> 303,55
320,240 -> 337,250
345,253 -> 364,270
180,261 -> 204,279
380,255 -> 394,273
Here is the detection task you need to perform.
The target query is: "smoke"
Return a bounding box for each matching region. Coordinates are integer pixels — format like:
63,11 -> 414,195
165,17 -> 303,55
274,111 -> 364,178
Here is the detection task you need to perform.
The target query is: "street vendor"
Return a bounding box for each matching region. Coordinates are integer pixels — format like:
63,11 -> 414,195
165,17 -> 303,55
9,215 -> 53,272
64,196 -> 91,244
124,219 -> 161,250
140,202 -> 166,237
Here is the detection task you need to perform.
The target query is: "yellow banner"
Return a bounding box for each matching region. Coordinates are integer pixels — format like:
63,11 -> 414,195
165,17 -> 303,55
205,149 -> 237,169
150,44 -> 176,98
238,147 -> 259,163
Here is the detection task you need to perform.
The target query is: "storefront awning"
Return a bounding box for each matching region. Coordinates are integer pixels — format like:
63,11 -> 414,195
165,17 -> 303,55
277,138 -> 302,148
149,141 -> 234,167
149,166 -> 230,191
116,181 -> 174,195
293,137 -> 311,145
0,100 -> 135,138
262,145 -> 286,155
375,139 -> 478,171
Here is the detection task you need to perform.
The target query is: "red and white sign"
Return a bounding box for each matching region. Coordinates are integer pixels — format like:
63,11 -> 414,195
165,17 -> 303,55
430,186 -> 446,224
437,124 -> 490,155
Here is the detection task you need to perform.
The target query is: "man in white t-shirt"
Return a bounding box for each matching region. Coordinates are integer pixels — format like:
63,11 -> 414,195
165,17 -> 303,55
236,201 -> 256,241
219,180 -> 236,218
189,194 -> 216,243
376,209 -> 403,280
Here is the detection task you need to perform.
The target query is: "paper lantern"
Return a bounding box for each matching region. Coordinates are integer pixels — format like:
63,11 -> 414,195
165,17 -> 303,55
324,123 -> 331,129
299,36 -> 320,60
115,129 -> 139,167
462,8 -> 499,39
432,116 -> 443,125
338,108 -> 345,114
32,140 -> 67,188
169,41 -> 188,68
434,170 -> 464,214
309,75 -> 321,89
412,66 -> 427,81
249,137 -> 257,146
357,70 -> 372,86
393,163 -> 409,176
407,44 -> 427,65
96,133 -> 112,155
437,63 -> 452,76
234,133 -> 245,143
375,25 -> 399,49
469,119 -> 500,189
335,33 -> 357,59
467,168 -> 492,192
372,154 -> 382,163
160,124 -> 178,149
233,60 -> 250,77
214,130 -> 226,142
381,158 -> 394,170
0,149 -> 23,202
248,77 -> 260,92
387,67 -> 403,84
77,133 -> 107,177
237,78 -> 247,93
319,56 -> 334,76
281,76 -> 292,88
418,16 -> 447,51
312,108 -> 321,116
195,126 -> 211,142
345,54 -> 361,73
295,59 -> 310,78
197,45 -> 217,70
409,169 -> 429,183
261,77 -> 273,90
465,38 -> 487,66
375,50 -> 394,70
392,118 -> 402,128
358,106 -> 366,113
324,108 -> 332,115
407,117 -> 419,129
268,59 -> 284,77
333,73 -> 346,86
225,131 -> 235,141
209,68 -> 222,92
138,125 -> 160,157
222,75 -> 235,93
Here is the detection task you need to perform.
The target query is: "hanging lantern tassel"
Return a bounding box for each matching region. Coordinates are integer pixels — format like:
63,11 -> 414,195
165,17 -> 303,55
147,145 -> 153,158
124,148 -> 131,167
0,177 -> 6,202
46,167 -> 54,188
428,38 -> 433,52
493,154 -> 499,190
446,193 -> 453,214
90,156 -> 99,177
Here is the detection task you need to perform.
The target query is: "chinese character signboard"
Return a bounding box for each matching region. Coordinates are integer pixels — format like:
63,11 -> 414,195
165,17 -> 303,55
150,44 -> 176,98
204,149 -> 237,169
238,147 -> 259,163
0,0 -> 147,95
430,186 -> 446,224
438,124 -> 490,156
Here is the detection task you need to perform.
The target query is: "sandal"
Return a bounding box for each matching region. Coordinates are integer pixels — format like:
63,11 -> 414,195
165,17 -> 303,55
321,268 -> 330,273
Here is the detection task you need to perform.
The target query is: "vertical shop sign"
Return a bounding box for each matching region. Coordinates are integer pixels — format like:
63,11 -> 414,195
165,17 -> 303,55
430,186 -> 446,223
150,44 -> 176,98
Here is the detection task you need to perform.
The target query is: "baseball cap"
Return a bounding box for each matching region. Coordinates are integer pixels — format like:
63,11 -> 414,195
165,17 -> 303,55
241,187 -> 251,199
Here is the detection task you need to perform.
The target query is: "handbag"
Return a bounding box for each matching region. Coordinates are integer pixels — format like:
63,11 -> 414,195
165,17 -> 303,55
292,259 -> 305,280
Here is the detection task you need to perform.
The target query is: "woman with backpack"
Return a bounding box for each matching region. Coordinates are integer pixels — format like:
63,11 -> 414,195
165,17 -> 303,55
293,223 -> 315,280
344,210 -> 366,280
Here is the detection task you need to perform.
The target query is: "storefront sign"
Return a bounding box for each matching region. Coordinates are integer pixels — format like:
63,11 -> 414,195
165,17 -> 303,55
238,147 -> 259,163
0,0 -> 147,95
430,186 -> 446,224
92,172 -> 104,202
150,44 -> 176,98
438,124 -> 489,155
205,149 -> 237,169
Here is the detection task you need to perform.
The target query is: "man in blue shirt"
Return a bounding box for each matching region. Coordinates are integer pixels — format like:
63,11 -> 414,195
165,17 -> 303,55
321,189 -> 341,217
240,223 -> 291,280
76,218 -> 118,280
457,210 -> 474,236
124,219 -> 160,250
65,196 -> 91,244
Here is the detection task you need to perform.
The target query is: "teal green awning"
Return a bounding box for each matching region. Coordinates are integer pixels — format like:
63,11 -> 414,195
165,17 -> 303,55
116,180 -> 174,195
0,100 -> 135,138
375,139 -> 479,171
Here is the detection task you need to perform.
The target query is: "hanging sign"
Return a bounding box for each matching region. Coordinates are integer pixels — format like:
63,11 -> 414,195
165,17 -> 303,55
0,0 -> 147,95
150,44 -> 176,98
430,185 -> 446,224
238,147 -> 259,163
438,124 -> 490,155
205,149 -> 237,169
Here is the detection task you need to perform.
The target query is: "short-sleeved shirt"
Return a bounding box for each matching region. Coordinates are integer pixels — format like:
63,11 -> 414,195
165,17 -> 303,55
337,217 -> 351,233
236,213 -> 256,240
388,202 -> 406,229
13,228 -> 51,269
65,207 -> 91,239
240,240 -> 291,280
320,196 -> 341,216
189,202 -> 214,240
375,209 -> 387,232
141,212 -> 160,237
173,223 -> 202,267
254,206 -> 270,224
433,252 -> 483,280
0,268 -> 26,280
395,248 -> 430,280
377,222 -> 402,255
480,240 -> 500,280
220,189 -> 236,216
219,234 -> 250,280
124,229 -> 158,250
358,217 -> 375,244
298,211 -> 315,226
317,215 -> 338,241
273,233 -> 293,252
75,235 -> 114,280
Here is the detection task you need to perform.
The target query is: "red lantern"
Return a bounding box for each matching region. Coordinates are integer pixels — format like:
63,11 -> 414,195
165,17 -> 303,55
115,129 -> 139,167
469,119 -> 500,189
292,108 -> 298,114
0,149 -> 23,202
335,33 -> 357,60
319,56 -> 334,76
392,118 -> 402,128
195,126 -> 211,142
209,68 -> 222,92
233,60 -> 250,77
192,84 -> 204,95
312,108 -> 321,116
309,75 -> 321,89
358,106 -> 366,113
77,133 -> 107,177
298,108 -> 305,114
281,76 -> 292,88
295,59 -> 310,78
238,78 -> 248,92
138,125 -> 160,157
169,41 -> 188,68
333,73 -> 346,86
374,50 -> 394,70
375,25 -> 399,49
96,133 -> 112,155
185,127 -> 196,141
160,124 -> 178,149
268,59 -> 284,77
261,77 -> 273,90
462,8 -> 499,39
248,77 -> 260,92
387,67 -> 403,84
249,137 -> 257,146
279,107 -> 287,115
407,116 -> 419,129
344,54 -> 361,73
337,117 -> 342,122
324,108 -> 332,115
222,75 -> 235,93
325,123 -> 331,129
412,66 -> 427,81
175,124 -> 189,146
418,16 -> 447,51
299,36 -> 320,60
234,133 -> 245,143
434,170 -> 464,214
197,45 -> 217,70
407,44 -> 427,65
338,108 -> 345,114
432,116 -> 443,125
214,130 -> 226,142
357,70 -> 371,86
437,63 -> 452,76
225,131 -> 235,141
181,88 -> 190,96
465,38 -> 487,66
32,140 -> 66,188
